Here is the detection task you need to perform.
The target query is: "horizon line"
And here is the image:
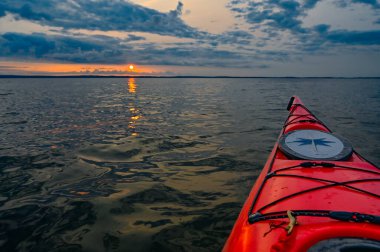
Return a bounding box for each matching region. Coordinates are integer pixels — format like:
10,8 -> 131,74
0,75 -> 379,79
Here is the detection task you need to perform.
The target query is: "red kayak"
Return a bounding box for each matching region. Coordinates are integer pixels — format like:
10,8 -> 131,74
223,96 -> 380,252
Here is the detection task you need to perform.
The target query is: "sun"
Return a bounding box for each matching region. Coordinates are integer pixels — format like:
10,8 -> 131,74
129,64 -> 134,71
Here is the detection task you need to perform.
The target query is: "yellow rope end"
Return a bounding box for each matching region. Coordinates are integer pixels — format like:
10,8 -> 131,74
286,210 -> 297,235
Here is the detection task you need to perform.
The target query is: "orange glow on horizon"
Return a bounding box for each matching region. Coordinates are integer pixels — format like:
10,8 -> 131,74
0,61 -> 155,75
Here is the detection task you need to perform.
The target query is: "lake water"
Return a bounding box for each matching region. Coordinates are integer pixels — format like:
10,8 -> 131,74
0,78 -> 379,251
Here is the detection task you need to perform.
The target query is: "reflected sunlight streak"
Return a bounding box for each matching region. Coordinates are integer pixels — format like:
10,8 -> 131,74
127,78 -> 141,136
128,78 -> 137,93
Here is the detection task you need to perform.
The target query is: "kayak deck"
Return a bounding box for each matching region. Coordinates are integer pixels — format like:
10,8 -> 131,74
223,96 -> 380,252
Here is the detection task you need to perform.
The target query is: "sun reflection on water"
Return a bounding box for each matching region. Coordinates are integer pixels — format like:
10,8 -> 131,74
127,78 -> 141,136
128,78 -> 137,93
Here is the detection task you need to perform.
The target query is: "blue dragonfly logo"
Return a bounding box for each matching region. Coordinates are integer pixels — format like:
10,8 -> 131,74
289,138 -> 335,147
288,137 -> 335,152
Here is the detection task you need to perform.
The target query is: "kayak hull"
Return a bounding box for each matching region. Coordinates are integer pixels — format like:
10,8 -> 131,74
223,96 -> 380,252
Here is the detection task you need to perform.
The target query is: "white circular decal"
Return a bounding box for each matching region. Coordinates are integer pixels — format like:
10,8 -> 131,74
284,130 -> 344,159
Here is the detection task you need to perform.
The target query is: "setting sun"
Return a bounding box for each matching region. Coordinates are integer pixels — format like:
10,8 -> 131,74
129,64 -> 134,70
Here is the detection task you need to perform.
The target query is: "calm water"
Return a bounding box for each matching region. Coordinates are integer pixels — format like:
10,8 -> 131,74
0,78 -> 379,251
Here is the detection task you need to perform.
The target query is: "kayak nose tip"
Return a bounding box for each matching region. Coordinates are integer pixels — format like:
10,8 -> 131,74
287,96 -> 295,111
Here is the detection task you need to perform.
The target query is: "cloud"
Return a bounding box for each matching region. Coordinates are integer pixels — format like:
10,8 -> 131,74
313,24 -> 331,34
127,44 -> 247,67
296,27 -> 380,55
74,68 -> 175,76
0,0 -> 204,38
0,3 -> 8,17
304,0 -> 321,9
1,33 -> 55,58
350,0 -> 379,8
170,1 -> 184,17
0,32 -> 126,63
1,0 -> 379,76
227,0 -> 380,52
0,0 -> 268,70
325,30 -> 380,45
0,65 -> 26,69
228,0 -> 320,34
125,34 -> 146,42
211,30 -> 254,46
0,32 -> 267,67
352,0 -> 377,4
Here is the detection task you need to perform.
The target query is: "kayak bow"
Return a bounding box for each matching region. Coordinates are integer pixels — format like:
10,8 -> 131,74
223,96 -> 380,252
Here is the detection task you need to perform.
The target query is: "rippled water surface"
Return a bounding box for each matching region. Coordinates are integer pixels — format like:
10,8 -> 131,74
0,78 -> 379,251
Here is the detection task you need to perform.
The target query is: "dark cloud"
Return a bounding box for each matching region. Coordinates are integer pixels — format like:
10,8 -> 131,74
228,0 -> 379,37
1,0 -> 204,38
351,0 -> 379,8
126,34 -> 146,42
227,0 -> 380,53
353,0 -> 377,4
17,3 -> 52,21
212,30 -> 254,45
303,0 -> 321,9
130,45 -> 247,67
228,0 -> 320,34
295,27 -> 380,53
0,32 -> 125,63
325,30 -> 380,45
0,32 -> 264,67
1,33 -> 55,58
0,3 -> 6,17
314,24 -> 330,34
335,0 -> 380,8
170,1 -> 184,17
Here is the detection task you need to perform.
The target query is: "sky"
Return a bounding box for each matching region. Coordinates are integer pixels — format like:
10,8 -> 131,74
0,0 -> 379,77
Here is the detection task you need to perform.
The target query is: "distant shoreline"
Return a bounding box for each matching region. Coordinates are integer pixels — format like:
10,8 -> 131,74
0,75 -> 379,79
